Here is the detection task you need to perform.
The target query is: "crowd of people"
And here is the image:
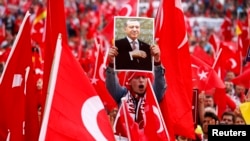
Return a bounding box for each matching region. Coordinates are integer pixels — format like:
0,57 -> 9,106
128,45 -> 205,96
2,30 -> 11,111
0,0 -> 250,141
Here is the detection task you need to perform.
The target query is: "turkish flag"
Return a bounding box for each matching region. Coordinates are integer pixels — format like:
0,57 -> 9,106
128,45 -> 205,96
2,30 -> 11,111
157,0 -> 195,140
220,16 -> 233,41
191,55 -> 225,90
31,3 -> 46,44
100,0 -> 139,42
0,12 -> 40,141
39,35 -> 115,141
42,0 -> 68,122
144,79 -> 170,141
90,38 -> 117,112
217,41 -> 242,75
208,33 -> 220,55
113,98 -> 141,141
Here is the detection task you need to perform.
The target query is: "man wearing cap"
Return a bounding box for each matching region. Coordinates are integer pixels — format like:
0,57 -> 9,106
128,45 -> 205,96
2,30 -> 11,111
105,43 -> 166,129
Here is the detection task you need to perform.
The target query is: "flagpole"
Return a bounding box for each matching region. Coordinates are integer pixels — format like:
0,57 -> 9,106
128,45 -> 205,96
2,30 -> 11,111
212,47 -> 222,69
39,34 -> 62,141
136,0 -> 139,17
202,48 -> 223,90
121,98 -> 132,141
93,37 -> 100,80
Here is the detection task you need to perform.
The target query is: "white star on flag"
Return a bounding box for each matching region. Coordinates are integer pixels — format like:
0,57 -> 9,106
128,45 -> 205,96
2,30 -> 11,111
198,70 -> 208,80
90,77 -> 99,84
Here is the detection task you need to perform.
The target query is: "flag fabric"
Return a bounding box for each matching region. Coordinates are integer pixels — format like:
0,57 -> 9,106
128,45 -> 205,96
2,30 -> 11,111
144,79 -> 169,141
231,68 -> 250,88
100,0 -> 139,42
213,88 -> 237,118
239,102 -> 250,124
31,2 -> 46,44
244,8 -> 250,61
39,34 -> 115,141
154,0 -> 163,42
191,55 -> 225,90
90,38 -> 117,112
235,19 -> 243,36
208,33 -> 220,57
113,98 -> 141,141
42,0 -> 68,124
157,0 -> 195,139
0,11 -> 40,141
192,46 -> 214,66
146,0 -> 154,17
217,41 -> 242,75
220,16 -> 233,41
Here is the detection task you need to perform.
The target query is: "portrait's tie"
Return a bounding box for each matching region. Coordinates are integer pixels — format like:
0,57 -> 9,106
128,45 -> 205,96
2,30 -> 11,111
131,41 -> 137,50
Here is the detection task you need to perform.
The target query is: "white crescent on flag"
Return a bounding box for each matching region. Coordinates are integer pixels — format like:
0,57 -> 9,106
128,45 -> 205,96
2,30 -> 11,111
229,58 -> 237,69
152,106 -> 164,133
81,96 -> 108,141
120,4 -> 132,16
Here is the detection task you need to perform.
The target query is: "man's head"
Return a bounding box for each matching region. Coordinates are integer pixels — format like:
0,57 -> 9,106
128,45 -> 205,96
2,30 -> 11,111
124,19 -> 140,40
204,95 -> 214,108
202,111 -> 219,134
221,111 -> 235,125
224,80 -> 234,94
126,72 -> 151,95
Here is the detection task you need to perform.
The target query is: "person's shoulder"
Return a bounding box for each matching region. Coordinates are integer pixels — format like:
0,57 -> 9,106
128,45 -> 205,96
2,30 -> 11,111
138,40 -> 150,46
115,38 -> 127,42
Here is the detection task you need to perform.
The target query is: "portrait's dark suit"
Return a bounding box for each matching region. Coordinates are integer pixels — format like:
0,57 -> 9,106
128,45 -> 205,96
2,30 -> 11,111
115,38 -> 152,71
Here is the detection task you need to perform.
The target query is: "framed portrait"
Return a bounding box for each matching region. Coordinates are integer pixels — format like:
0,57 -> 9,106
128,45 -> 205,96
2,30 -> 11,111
114,16 -> 154,72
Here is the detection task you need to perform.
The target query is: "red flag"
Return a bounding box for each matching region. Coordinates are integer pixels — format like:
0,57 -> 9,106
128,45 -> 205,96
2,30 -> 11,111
220,16 -> 233,41
217,41 -> 242,75
39,34 -> 115,141
231,68 -> 250,88
0,11 -> 40,141
213,88 -> 236,118
144,79 -> 170,141
42,0 -> 68,124
100,0 -> 139,42
191,55 -> 225,90
90,38 -> 117,112
113,98 -> 141,141
31,2 -> 46,44
192,46 -> 214,66
157,0 -> 195,139
146,0 -> 153,17
208,33 -> 220,56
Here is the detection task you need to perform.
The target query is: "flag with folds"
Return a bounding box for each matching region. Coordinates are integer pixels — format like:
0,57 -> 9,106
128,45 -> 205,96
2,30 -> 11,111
100,0 -> 139,42
192,46 -> 214,66
231,68 -> 250,88
113,98 -> 141,141
157,0 -> 195,140
208,33 -> 220,56
42,0 -> 68,122
239,102 -> 250,124
0,11 -> 40,141
39,35 -> 115,141
90,37 -> 117,112
31,3 -> 46,44
191,55 -> 225,90
144,79 -> 170,141
216,41 -> 242,75
220,15 -> 233,42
